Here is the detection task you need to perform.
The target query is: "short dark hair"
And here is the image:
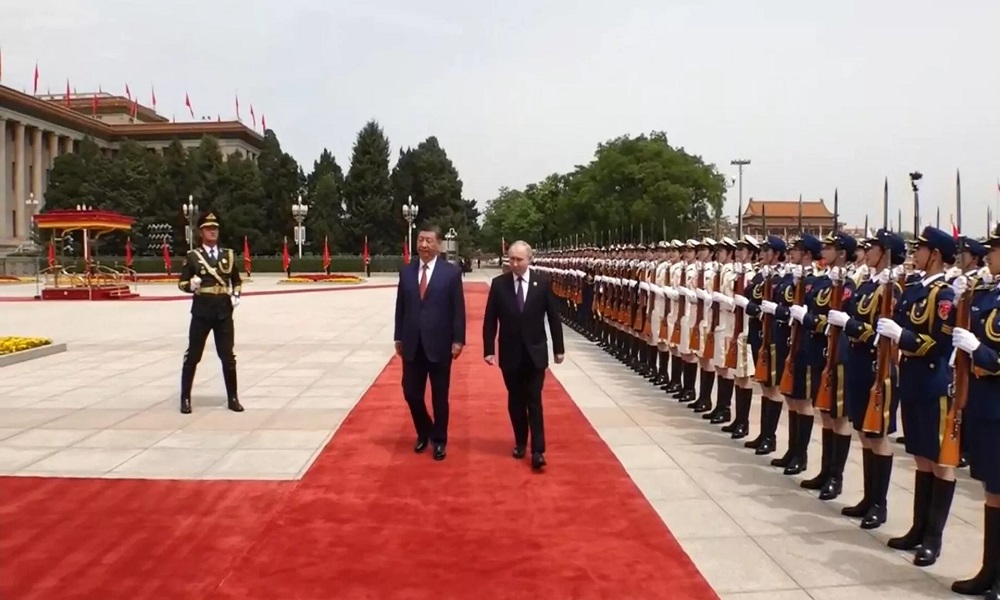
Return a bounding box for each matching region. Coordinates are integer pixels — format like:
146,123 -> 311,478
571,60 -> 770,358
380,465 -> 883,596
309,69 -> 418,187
419,225 -> 443,241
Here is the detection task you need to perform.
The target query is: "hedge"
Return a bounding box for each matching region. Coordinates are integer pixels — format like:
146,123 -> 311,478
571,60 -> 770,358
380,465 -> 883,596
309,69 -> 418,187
49,254 -> 407,274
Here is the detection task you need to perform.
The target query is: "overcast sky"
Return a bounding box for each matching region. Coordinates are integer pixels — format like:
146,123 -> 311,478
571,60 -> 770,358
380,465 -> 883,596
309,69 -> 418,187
3,0 -> 999,234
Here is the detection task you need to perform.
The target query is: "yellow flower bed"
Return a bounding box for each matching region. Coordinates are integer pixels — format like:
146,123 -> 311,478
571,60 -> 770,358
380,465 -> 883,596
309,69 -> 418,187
0,337 -> 53,355
280,277 -> 362,284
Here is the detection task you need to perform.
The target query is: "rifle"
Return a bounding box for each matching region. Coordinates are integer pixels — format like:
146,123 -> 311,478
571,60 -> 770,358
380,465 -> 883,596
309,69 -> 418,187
670,264 -> 688,346
754,270 -> 774,382
940,281 -> 974,466
690,264 -> 706,352
815,269 -> 845,411
725,264 -> 747,369
659,262 -> 672,342
641,264 -> 654,337
862,275 -> 897,433
779,270 -> 807,395
703,266 -> 723,359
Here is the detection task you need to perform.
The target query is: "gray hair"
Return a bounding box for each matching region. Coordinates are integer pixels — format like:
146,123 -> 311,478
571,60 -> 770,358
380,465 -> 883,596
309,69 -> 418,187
508,240 -> 533,259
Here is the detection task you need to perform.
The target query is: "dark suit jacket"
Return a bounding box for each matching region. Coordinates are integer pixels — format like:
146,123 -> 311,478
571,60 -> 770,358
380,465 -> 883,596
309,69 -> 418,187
394,259 -> 467,363
483,270 -> 565,371
177,247 -> 242,318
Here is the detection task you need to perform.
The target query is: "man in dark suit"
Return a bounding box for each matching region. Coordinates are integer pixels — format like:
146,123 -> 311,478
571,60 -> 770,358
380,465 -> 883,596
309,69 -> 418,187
394,226 -> 467,460
483,240 -> 565,470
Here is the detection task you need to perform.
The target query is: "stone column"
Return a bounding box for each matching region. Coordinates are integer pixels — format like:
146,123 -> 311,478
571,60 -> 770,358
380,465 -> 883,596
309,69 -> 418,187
63,136 -> 74,154
31,128 -> 43,235
48,131 -> 59,169
13,122 -> 25,240
0,118 -> 7,240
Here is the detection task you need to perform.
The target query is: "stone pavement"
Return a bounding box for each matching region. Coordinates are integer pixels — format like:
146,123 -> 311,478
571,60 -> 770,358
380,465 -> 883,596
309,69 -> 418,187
0,269 -> 981,598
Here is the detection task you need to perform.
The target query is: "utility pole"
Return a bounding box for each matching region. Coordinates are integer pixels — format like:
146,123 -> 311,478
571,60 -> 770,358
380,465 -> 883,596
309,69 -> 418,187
730,159 -> 751,236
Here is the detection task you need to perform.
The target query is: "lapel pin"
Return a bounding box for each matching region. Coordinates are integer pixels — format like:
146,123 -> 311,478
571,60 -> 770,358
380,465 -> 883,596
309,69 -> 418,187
532,281 -> 537,286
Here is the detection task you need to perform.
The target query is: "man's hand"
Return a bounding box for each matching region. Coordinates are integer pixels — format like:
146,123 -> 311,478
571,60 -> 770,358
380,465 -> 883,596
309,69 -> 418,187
190,275 -> 202,291
484,355 -> 496,366
394,341 -> 403,356
554,354 -> 565,364
452,343 -> 464,359
231,295 -> 241,308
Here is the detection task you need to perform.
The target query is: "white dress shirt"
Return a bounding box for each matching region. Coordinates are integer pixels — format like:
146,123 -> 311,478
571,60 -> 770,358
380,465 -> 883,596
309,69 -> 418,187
202,245 -> 220,261
419,256 -> 438,284
513,268 -> 531,294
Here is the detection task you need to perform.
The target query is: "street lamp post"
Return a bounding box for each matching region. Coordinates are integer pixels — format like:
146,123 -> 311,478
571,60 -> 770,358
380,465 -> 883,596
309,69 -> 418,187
909,171 -> 922,237
181,195 -> 198,250
730,159 -> 751,236
444,227 -> 458,261
25,192 -> 39,246
291,195 -> 309,259
401,195 -> 419,260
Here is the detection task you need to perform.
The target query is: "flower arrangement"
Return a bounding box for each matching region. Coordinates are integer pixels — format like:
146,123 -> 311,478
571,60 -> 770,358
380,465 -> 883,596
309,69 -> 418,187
0,275 -> 23,284
279,273 -> 362,284
0,337 -> 53,355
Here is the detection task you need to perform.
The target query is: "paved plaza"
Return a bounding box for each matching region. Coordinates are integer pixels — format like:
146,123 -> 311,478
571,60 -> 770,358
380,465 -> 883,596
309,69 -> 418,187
0,270 -> 982,598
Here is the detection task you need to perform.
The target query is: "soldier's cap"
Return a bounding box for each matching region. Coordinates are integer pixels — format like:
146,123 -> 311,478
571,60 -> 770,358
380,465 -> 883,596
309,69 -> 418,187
870,229 -> 907,265
670,239 -> 684,248
697,237 -> 716,249
823,231 -> 858,256
989,223 -> 1000,248
958,235 -> 988,258
684,239 -> 699,248
915,226 -> 957,263
719,236 -> 738,250
636,243 -> 647,250
198,212 -> 220,229
761,235 -> 787,253
738,234 -> 760,250
794,233 -> 823,257
656,240 -> 669,249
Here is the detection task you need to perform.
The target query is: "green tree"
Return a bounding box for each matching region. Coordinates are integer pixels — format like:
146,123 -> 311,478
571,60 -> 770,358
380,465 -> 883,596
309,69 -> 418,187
257,130 -> 304,253
342,120 -> 393,253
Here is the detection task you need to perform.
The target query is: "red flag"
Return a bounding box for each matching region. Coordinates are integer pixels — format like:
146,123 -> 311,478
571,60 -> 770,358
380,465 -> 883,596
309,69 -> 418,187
282,237 -> 290,272
125,237 -> 133,267
64,80 -> 71,106
250,105 -> 256,128
235,93 -> 241,120
32,62 -> 38,95
951,217 -> 960,239
162,242 -> 171,275
47,239 -> 55,268
243,236 -> 252,275
362,235 -> 369,263
403,237 -> 410,264
322,236 -> 331,271
151,85 -> 157,109
125,83 -> 131,100
184,93 -> 194,118
261,114 -> 266,132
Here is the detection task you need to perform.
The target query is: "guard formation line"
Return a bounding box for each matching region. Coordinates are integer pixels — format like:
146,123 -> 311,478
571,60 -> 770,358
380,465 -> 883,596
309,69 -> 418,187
536,226 -> 1000,600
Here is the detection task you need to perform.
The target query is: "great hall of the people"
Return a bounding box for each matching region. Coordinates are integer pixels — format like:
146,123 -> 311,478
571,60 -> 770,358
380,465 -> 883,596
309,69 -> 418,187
0,85 -> 264,249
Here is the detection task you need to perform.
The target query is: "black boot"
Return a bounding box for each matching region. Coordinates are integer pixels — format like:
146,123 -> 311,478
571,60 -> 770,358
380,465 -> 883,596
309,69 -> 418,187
665,355 -> 683,392
842,448 -> 873,517
691,370 -> 715,412
818,433 -> 852,500
708,377 -> 734,424
861,453 -> 892,529
888,470 -> 934,550
771,409 -> 797,467
743,397 -> 767,448
223,367 -> 245,412
754,400 -> 780,455
728,387 -> 752,438
801,428 -> 833,490
783,412 -> 812,475
180,363 -> 196,414
952,505 -> 1000,595
678,362 -> 698,402
914,477 -> 956,567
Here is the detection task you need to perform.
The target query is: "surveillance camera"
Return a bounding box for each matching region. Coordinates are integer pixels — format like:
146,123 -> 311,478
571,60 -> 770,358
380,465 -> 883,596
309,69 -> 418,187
909,171 -> 923,181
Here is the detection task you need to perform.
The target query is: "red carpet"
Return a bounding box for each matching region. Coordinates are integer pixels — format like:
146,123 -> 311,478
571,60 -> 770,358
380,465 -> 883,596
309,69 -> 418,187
0,284 -> 717,600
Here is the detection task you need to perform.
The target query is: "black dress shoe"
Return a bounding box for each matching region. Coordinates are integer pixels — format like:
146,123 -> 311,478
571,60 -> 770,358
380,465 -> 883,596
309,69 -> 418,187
414,438 -> 429,453
227,398 -> 245,412
709,410 -> 731,425
531,452 -> 546,470
433,444 -> 446,461
180,398 -> 192,414
513,446 -> 526,459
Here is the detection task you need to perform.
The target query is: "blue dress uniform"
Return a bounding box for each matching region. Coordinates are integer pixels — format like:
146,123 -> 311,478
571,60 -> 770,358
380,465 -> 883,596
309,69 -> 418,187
950,229 -> 1000,597
837,229 -> 906,529
880,226 -> 958,567
740,235 -> 787,455
797,232 -> 859,499
770,234 -> 823,475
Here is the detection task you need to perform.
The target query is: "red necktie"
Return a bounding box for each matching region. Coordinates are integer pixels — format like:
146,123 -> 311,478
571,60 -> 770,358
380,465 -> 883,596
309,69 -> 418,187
419,264 -> 428,299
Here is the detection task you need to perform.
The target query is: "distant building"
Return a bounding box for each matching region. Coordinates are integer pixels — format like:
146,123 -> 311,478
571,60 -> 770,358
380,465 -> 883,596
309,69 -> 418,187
740,199 -> 840,239
1,86 -> 265,246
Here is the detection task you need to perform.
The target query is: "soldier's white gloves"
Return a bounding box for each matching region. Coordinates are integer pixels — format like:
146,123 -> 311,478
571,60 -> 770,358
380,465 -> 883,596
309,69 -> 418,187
651,284 -> 664,297
953,327 -> 980,354
951,275 -> 968,297
876,268 -> 892,286
892,265 -> 906,280
984,272 -> 995,284
760,265 -> 771,277
829,267 -> 841,282
711,291 -> 724,304
696,289 -> 710,301
761,300 -> 777,315
876,318 -> 902,341
190,275 -> 202,291
734,295 -> 750,309
791,265 -> 803,281
827,309 -> 849,328
666,288 -> 678,300
231,295 -> 241,308
789,305 -> 807,323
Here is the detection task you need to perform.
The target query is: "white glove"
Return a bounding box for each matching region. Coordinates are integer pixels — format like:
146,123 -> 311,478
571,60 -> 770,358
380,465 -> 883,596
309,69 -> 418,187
761,300 -> 777,315
666,288 -> 678,300
791,265 -> 803,281
231,295 -> 241,308
651,284 -> 663,297
876,268 -> 891,286
711,291 -> 725,304
983,272 -> 995,285
734,295 -> 750,309
761,265 -> 771,277
789,305 -> 807,323
827,309 -> 849,328
829,267 -> 841,283
190,275 -> 202,291
876,318 -> 902,341
684,288 -> 696,300
696,289 -> 710,301
953,327 -> 980,354
951,275 -> 968,297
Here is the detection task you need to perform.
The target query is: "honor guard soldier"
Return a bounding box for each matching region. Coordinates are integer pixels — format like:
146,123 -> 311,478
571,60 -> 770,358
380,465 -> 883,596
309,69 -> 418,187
876,226 -> 958,567
793,232 -> 858,500
663,240 -> 691,394
734,235 -> 788,454
690,238 -> 720,414
950,225 -> 1000,597
828,229 -> 905,530
673,240 -> 704,403
177,212 -> 245,415
720,235 -> 760,438
704,237 -> 738,423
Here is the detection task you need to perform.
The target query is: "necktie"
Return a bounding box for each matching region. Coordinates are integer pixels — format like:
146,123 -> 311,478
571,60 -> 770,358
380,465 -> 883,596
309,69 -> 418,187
419,264 -> 429,299
516,277 -> 525,311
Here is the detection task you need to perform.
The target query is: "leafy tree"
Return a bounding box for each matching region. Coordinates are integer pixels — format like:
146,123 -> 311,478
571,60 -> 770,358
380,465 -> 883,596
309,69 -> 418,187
342,120 -> 393,253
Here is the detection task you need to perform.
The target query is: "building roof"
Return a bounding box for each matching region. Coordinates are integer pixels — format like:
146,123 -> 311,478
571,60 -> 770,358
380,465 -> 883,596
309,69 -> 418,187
0,85 -> 264,150
743,198 -> 835,219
